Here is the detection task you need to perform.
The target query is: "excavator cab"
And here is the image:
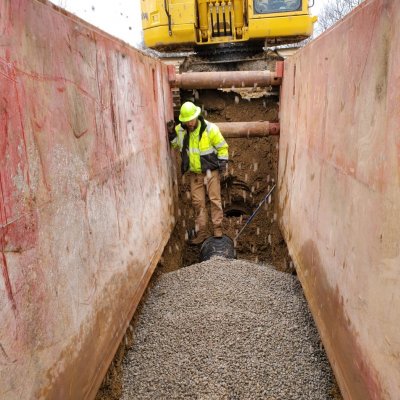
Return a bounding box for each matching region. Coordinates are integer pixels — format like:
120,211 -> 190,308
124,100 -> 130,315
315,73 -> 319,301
141,0 -> 317,51
254,0 -> 302,13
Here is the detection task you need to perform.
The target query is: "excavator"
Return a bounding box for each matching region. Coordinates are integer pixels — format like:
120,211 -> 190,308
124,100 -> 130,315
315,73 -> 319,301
140,0 -> 318,128
140,0 -> 317,51
140,0 -> 317,113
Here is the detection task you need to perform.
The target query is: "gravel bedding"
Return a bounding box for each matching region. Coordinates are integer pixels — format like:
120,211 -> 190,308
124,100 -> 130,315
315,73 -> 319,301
121,257 -> 335,399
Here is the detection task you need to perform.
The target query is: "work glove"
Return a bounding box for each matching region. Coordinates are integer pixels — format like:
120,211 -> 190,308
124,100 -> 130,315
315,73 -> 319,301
166,119 -> 176,142
218,160 -> 228,178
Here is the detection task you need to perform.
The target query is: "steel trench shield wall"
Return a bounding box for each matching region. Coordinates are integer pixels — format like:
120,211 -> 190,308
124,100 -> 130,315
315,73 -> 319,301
0,0 -> 175,398
278,0 -> 400,398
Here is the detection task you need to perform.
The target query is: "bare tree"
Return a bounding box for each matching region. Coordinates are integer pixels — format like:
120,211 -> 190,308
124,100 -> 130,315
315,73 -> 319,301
317,0 -> 365,33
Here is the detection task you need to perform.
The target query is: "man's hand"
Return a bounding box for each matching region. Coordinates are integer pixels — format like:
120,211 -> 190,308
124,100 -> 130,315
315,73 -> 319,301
166,120 -> 176,142
218,160 -> 228,178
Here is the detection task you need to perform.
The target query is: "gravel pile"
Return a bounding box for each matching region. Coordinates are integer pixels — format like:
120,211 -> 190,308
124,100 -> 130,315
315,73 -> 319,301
121,258 -> 336,399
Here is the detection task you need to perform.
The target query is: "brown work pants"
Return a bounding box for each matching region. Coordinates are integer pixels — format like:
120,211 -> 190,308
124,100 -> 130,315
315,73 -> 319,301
190,170 -> 223,236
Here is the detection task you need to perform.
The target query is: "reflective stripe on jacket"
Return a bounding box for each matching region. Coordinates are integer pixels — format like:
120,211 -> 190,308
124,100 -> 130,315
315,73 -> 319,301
171,117 -> 228,174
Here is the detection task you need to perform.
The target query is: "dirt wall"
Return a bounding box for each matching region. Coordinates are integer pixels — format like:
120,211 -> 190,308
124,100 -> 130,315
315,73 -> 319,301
157,90 -> 291,271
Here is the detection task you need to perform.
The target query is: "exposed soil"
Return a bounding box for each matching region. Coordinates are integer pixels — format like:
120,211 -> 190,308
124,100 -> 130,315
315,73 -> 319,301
160,90 -> 292,272
158,51 -> 291,271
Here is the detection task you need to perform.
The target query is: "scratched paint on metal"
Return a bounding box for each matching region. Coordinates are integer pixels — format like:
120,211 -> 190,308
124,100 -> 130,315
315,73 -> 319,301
278,0 -> 400,399
0,0 -> 175,398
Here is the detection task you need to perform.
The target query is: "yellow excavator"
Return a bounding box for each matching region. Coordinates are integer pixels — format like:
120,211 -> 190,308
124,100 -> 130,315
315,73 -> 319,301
141,0 -> 317,51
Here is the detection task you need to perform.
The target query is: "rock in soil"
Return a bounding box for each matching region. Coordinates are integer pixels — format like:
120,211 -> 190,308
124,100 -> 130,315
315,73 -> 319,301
121,257 -> 337,399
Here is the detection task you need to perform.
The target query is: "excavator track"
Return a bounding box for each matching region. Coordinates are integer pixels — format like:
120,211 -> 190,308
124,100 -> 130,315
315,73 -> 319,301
194,41 -> 265,62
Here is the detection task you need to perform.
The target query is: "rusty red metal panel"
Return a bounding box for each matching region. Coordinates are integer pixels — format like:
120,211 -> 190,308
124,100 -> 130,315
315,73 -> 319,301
0,0 -> 175,398
275,61 -> 284,78
278,0 -> 400,399
167,64 -> 176,83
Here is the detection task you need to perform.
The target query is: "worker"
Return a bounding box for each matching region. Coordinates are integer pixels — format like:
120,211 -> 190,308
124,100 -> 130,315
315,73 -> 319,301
167,101 -> 229,245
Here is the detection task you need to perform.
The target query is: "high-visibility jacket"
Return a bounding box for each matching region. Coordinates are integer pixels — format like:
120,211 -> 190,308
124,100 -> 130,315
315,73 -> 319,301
171,116 -> 228,174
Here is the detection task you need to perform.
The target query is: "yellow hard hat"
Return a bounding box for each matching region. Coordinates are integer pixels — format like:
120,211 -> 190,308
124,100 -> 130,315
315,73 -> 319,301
179,101 -> 201,122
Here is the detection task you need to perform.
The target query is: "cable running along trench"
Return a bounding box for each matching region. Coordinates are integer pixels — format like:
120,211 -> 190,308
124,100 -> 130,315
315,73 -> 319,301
234,184 -> 276,241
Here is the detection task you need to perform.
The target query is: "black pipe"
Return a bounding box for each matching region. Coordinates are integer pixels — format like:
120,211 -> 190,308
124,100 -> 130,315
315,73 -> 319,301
229,11 -> 233,35
199,235 -> 235,262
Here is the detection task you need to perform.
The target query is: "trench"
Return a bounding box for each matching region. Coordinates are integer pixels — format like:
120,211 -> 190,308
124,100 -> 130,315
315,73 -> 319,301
96,85 -> 342,400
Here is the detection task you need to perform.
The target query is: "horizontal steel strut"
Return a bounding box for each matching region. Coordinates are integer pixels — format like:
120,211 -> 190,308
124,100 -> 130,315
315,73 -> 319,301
217,121 -> 280,137
168,67 -> 282,89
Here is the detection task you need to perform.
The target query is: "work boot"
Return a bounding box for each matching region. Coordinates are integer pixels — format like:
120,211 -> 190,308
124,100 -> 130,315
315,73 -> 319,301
189,232 -> 209,246
213,227 -> 223,238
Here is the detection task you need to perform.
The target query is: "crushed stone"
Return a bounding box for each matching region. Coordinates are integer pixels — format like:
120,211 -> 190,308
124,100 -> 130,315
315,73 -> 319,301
121,257 -> 336,399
